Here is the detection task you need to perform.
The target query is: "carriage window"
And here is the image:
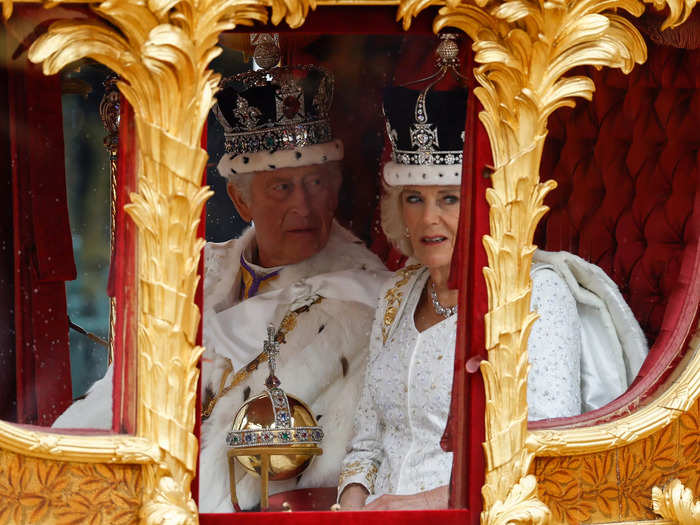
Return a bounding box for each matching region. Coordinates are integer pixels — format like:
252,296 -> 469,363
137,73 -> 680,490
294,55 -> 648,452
199,32 -> 469,512
0,29 -> 125,429
63,62 -> 113,407
530,44 -> 699,429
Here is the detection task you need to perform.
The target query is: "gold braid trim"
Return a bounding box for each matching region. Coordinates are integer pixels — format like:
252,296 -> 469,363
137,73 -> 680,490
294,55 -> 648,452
338,460 -> 379,493
202,296 -> 324,419
382,264 -> 422,343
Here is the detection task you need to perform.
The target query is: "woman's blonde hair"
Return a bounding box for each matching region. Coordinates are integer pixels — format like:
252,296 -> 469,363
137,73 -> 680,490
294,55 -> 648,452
380,183 -> 414,257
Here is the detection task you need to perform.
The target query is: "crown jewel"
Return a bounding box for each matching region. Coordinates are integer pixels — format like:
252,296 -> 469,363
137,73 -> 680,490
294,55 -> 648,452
226,325 -> 324,451
383,34 -> 469,185
215,65 -> 335,157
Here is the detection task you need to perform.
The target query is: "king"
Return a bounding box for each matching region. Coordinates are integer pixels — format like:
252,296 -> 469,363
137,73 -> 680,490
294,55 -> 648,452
198,41 -> 388,511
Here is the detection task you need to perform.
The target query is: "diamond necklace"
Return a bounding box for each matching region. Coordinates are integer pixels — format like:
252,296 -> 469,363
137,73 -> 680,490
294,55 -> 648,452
429,281 -> 457,318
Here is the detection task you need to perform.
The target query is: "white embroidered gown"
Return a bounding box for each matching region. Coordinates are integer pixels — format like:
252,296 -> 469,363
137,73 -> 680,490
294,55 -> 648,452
339,265 -> 582,498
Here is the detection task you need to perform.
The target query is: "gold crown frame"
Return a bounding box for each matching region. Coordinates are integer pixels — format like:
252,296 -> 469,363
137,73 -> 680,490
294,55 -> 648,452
0,0 -> 698,523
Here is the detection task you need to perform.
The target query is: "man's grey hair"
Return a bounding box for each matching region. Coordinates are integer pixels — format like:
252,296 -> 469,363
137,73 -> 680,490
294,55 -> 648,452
380,184 -> 413,257
227,172 -> 256,204
226,160 -> 344,205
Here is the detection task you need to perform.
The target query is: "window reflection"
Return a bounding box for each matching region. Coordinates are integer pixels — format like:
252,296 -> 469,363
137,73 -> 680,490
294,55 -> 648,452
0,55 -> 114,427
63,62 -> 112,401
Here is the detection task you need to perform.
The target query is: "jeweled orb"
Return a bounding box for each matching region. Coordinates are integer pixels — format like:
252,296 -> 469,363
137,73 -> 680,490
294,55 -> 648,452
229,392 -> 321,481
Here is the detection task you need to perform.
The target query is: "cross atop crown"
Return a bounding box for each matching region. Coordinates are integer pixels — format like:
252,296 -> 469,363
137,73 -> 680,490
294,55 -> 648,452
264,325 -> 281,388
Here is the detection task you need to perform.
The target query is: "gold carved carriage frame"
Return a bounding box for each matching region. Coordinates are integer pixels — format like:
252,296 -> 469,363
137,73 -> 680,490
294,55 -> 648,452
0,0 -> 698,522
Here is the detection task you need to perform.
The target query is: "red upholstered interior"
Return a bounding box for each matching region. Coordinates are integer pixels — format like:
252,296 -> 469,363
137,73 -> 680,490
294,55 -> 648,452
532,43 -> 700,427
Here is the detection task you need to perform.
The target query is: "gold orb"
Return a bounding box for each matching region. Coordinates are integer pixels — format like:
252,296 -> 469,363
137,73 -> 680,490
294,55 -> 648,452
229,391 -> 322,481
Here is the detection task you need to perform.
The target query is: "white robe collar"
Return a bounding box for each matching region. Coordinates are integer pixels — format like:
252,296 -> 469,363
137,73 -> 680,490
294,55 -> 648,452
205,220 -> 386,314
204,221 -> 389,371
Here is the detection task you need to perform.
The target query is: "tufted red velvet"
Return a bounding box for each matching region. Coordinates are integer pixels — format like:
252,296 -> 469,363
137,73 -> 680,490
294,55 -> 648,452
533,43 -> 700,427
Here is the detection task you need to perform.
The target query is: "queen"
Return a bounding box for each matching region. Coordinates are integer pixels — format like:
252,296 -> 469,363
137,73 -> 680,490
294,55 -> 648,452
337,59 -> 647,510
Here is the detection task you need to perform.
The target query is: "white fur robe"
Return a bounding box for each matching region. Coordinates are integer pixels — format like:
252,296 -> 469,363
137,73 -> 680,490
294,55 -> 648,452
199,222 -> 388,512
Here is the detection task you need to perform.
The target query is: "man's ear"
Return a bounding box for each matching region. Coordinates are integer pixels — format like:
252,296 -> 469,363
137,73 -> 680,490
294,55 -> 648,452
226,182 -> 253,223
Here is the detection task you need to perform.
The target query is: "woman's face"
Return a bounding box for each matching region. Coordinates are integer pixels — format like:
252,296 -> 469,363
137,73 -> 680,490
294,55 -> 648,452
401,185 -> 461,270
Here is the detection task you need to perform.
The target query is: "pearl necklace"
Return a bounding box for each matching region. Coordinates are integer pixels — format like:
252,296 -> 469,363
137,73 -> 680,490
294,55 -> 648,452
429,281 -> 457,318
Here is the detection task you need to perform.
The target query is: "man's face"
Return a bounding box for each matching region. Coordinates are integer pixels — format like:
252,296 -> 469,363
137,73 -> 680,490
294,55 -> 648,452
230,163 -> 341,267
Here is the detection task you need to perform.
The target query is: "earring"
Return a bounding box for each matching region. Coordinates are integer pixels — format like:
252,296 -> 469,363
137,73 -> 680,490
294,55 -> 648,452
403,227 -> 410,238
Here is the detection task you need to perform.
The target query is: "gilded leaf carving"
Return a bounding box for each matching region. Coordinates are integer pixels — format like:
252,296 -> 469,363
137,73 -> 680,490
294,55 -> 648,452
580,454 -> 617,517
26,0 -> 274,520
0,449 -> 140,525
641,0 -> 699,29
267,0 -> 317,27
679,403 -> 700,466
536,455 -> 592,524
653,479 -> 700,525
536,398 -> 700,523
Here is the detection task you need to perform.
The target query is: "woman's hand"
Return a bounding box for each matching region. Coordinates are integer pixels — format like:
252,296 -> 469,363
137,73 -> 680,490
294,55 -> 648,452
339,484 -> 369,510
363,485 -> 449,511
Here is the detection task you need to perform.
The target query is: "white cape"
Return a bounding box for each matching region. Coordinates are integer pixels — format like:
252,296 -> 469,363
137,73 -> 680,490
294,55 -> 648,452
533,249 -> 648,411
